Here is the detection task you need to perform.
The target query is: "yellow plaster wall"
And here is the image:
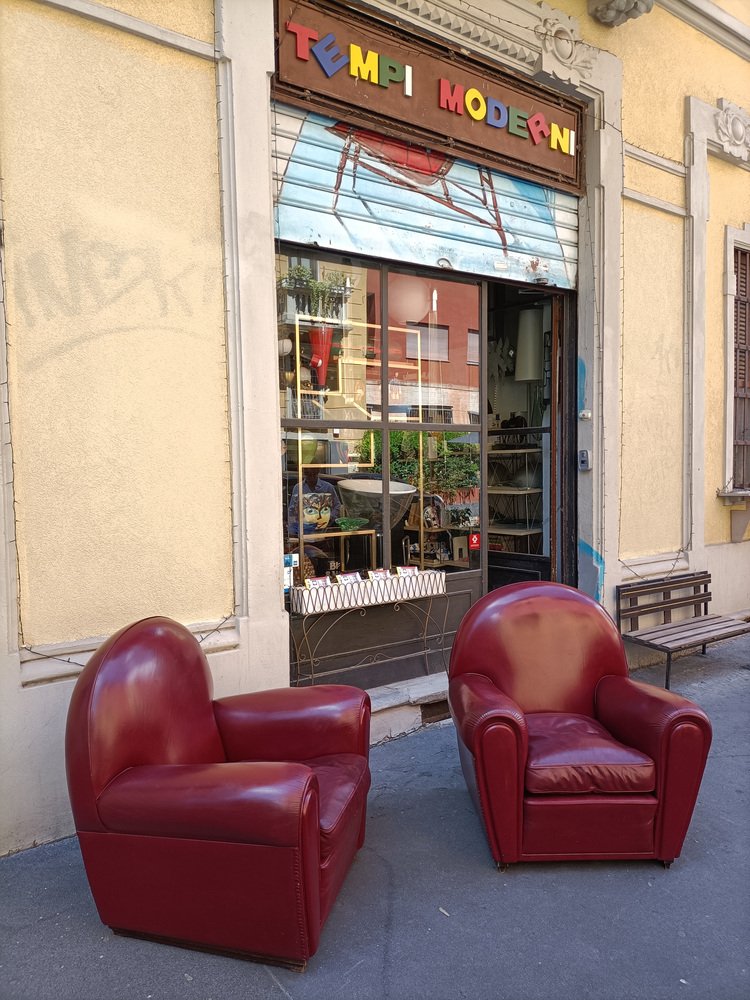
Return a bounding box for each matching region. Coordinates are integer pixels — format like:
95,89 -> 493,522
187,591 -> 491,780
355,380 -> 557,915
0,0 -> 233,644
106,0 -> 214,41
554,1 -> 750,162
624,156 -> 685,208
619,201 -> 684,557
705,156 -> 750,544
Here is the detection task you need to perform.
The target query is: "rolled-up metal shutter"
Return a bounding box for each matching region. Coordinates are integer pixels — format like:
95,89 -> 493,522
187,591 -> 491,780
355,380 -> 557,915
272,102 -> 577,289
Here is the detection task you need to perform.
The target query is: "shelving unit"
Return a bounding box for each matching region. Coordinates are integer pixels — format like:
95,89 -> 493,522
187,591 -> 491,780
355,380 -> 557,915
402,521 -> 472,570
487,444 -> 543,555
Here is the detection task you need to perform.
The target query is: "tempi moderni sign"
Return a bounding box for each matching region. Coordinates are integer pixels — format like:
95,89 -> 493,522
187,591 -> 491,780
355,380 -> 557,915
275,0 -> 583,192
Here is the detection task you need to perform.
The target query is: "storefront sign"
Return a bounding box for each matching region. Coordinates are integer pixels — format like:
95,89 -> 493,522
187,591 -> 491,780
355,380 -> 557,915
275,0 -> 583,192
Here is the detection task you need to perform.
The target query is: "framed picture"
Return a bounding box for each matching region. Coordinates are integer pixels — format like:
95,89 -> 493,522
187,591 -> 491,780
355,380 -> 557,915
336,572 -> 362,585
305,575 -> 332,590
368,568 -> 391,581
395,565 -> 419,577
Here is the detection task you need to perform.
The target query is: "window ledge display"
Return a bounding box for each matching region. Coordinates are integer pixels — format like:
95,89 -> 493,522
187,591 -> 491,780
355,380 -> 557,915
290,569 -> 446,614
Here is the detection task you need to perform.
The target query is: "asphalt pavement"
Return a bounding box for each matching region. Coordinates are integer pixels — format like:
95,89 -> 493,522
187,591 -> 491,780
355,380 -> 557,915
1,638 -> 748,1000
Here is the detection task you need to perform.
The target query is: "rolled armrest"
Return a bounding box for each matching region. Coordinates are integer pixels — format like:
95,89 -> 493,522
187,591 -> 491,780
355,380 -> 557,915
595,675 -> 712,764
97,761 -> 318,846
449,673 -> 527,756
214,684 -> 371,762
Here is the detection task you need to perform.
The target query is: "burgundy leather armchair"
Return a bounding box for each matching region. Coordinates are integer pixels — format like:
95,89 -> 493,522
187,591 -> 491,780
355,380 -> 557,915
449,582 -> 712,867
65,617 -> 371,968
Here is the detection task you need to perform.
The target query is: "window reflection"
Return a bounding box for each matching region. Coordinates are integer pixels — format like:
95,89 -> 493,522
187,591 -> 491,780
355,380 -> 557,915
387,274 -> 479,423
277,257 -> 381,424
278,251 -> 482,585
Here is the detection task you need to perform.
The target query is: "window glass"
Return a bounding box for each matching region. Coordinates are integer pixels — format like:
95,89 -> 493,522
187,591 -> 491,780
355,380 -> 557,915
283,426 -> 381,582
277,257 -> 381,424
387,274 -> 479,423
391,431 -> 481,571
406,324 -> 449,361
279,249 -> 481,585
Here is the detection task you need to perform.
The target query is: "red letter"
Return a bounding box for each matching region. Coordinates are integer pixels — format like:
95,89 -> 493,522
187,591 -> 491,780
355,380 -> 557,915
286,20 -> 319,60
439,79 -> 464,113
527,112 -> 551,146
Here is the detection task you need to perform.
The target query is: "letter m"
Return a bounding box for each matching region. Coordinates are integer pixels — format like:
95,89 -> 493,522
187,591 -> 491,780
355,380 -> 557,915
439,79 -> 464,113
349,45 -> 379,83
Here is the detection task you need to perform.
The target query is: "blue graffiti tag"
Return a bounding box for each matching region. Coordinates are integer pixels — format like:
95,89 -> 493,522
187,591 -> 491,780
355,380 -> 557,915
578,539 -> 604,602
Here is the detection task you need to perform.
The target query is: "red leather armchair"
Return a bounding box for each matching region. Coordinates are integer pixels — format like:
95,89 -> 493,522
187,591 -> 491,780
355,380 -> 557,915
449,582 -> 712,867
65,617 -> 371,968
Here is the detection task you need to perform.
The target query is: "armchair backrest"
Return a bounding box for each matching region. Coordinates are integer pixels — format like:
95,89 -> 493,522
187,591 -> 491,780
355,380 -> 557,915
65,617 -> 226,831
449,582 -> 628,714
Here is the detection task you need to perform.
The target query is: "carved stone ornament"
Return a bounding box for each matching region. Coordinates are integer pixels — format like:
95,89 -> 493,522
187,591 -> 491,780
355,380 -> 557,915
588,0 -> 654,28
715,100 -> 750,162
534,12 -> 595,85
377,0 -> 538,71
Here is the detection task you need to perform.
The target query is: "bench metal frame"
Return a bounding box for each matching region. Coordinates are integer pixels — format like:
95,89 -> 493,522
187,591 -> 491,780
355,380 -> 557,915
616,571 -> 750,688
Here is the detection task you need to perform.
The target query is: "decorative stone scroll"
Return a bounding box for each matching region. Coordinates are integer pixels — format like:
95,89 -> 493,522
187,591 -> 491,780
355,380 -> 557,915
715,99 -> 750,163
588,1 -> 654,28
535,11 -> 596,85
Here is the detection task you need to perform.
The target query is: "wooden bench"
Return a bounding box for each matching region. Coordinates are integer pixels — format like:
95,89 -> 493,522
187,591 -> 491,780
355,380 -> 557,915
616,571 -> 750,689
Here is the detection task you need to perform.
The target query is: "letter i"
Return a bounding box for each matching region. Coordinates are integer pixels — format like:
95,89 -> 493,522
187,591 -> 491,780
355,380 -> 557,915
404,64 -> 413,97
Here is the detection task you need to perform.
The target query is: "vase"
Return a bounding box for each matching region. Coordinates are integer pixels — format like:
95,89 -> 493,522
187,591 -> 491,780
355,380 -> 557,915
309,325 -> 333,388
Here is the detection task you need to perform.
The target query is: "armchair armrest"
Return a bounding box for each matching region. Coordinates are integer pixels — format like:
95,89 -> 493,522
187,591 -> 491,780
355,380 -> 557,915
449,672 -> 527,756
596,676 -> 712,862
97,761 -> 318,847
448,672 -> 527,866
214,684 -> 371,762
595,676 -> 712,765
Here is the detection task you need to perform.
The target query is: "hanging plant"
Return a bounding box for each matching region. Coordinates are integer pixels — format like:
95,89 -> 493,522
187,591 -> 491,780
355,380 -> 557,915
277,265 -> 351,320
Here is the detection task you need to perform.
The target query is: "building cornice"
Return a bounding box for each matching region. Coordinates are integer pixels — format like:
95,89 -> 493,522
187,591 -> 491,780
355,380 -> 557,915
656,0 -> 750,61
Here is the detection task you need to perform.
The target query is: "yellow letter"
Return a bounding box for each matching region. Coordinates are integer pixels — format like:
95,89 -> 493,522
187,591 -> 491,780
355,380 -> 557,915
349,44 -> 379,83
549,123 -> 571,155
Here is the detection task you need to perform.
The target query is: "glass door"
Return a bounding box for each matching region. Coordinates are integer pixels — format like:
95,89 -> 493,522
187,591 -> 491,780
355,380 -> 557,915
485,285 -> 571,588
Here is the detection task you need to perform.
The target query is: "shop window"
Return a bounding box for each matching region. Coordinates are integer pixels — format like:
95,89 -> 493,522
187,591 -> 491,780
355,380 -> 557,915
278,250 -> 481,584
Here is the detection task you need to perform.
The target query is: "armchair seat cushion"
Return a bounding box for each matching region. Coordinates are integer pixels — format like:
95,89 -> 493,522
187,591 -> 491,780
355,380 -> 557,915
525,713 -> 655,795
305,755 -> 370,861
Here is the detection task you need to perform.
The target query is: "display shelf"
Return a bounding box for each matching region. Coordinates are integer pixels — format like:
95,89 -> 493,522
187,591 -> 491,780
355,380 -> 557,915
487,445 -> 543,555
488,522 -> 542,537
402,521 -> 475,570
487,486 -> 542,495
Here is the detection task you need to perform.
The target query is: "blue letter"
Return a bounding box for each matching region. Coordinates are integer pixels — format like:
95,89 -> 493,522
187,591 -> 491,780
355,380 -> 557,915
312,33 -> 350,77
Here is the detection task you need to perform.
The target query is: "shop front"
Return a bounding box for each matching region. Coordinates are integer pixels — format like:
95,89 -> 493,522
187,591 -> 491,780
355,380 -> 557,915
273,0 -> 584,687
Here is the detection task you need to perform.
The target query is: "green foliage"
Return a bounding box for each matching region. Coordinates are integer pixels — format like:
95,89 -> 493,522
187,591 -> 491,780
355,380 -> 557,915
278,265 -> 349,319
358,431 -> 479,503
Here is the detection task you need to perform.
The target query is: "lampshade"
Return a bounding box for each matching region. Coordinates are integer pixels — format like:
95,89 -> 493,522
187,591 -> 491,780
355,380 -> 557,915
514,309 -> 544,382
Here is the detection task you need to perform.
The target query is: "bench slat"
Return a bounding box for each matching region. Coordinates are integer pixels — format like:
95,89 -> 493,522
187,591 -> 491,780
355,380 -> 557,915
627,613 -> 725,638
626,616 -> 750,651
616,574 -> 713,634
616,572 -> 711,600
618,592 -> 711,622
616,572 -> 748,687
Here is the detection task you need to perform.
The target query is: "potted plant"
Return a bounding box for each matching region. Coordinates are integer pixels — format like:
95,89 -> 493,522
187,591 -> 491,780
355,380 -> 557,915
277,265 -> 350,321
277,265 -> 352,388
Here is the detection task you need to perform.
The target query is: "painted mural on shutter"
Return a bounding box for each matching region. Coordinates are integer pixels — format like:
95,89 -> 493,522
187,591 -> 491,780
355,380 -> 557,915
735,247 -> 750,489
272,103 -> 578,290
